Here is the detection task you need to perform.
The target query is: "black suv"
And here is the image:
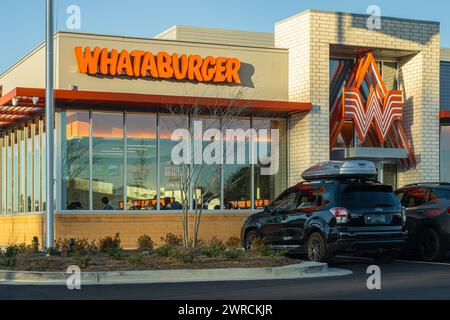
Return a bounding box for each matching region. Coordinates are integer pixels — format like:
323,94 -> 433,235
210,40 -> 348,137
241,179 -> 407,262
395,183 -> 450,261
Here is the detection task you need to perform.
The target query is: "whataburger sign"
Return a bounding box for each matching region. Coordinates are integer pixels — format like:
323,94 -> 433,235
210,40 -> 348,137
74,46 -> 242,84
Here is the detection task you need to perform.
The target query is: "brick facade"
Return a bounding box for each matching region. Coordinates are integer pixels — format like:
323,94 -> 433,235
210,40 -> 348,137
276,10 -> 440,185
0,213 -> 251,248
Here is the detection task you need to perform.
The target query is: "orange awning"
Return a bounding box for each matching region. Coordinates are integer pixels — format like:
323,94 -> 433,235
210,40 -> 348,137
0,87 -> 312,129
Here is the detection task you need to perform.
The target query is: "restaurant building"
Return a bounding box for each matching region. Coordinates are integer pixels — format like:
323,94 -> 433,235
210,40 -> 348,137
0,10 -> 449,247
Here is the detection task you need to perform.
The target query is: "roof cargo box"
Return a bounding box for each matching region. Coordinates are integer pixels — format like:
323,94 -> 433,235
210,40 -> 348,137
302,160 -> 377,181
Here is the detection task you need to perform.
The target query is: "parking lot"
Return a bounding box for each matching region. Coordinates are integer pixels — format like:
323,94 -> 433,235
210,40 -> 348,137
1,255 -> 449,300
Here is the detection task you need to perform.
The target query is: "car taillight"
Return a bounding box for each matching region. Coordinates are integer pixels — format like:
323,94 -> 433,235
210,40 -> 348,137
448,207 -> 450,215
330,207 -> 348,224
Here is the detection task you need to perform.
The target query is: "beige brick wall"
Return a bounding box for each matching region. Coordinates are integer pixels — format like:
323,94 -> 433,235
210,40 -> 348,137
0,213 -> 251,249
276,10 -> 440,185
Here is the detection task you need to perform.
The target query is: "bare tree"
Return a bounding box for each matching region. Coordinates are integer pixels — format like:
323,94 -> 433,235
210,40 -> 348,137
165,88 -> 250,248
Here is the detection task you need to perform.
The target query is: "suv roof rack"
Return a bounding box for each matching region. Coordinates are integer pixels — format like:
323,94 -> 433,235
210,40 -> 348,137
302,160 -> 377,182
403,182 -> 450,187
299,178 -> 381,185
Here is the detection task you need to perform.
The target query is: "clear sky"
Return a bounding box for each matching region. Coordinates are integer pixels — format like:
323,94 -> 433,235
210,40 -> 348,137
1,0 -> 449,74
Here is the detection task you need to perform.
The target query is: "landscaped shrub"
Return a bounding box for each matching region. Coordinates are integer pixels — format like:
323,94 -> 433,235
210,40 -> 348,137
5,245 -> 20,258
74,254 -> 91,269
128,254 -> 145,266
32,237 -> 40,253
107,247 -> 128,261
202,245 -> 223,258
154,244 -> 176,257
201,237 -> 226,258
99,233 -> 121,253
252,243 -> 288,258
55,238 -> 98,257
224,249 -> 244,261
226,236 -> 241,249
45,247 -> 61,257
208,237 -> 225,250
176,250 -> 196,264
161,233 -> 183,247
17,243 -> 33,254
137,235 -> 154,252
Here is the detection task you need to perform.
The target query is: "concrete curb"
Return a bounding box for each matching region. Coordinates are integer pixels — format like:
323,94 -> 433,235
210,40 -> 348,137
0,262 -> 353,285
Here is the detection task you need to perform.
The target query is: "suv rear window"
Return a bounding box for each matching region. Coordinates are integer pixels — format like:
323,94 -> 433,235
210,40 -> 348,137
341,185 -> 399,209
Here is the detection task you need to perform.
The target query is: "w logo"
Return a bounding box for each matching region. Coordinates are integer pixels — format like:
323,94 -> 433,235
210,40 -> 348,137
343,87 -> 403,143
330,52 -> 416,169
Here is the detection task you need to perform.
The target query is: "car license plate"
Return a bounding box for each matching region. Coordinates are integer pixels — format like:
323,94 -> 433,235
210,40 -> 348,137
365,214 -> 386,225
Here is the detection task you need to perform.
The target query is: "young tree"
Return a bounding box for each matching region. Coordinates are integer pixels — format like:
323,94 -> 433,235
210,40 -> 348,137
165,88 -> 250,248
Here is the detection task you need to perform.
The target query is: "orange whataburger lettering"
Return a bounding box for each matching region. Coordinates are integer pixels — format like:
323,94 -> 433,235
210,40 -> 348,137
74,46 -> 242,84
201,56 -> 216,82
157,52 -> 174,79
172,54 -> 189,80
100,48 -> 119,76
75,47 -> 101,75
214,57 -> 228,83
141,52 -> 159,78
130,50 -> 146,76
117,50 -> 134,77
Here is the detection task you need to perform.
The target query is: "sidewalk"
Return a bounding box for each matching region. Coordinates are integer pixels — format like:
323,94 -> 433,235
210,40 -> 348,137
0,262 -> 352,285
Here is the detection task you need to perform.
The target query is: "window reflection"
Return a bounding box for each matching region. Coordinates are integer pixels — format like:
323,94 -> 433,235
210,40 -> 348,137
126,113 -> 157,210
159,114 -> 188,210
441,125 -> 450,182
223,118 -> 252,210
61,111 -> 90,210
253,118 -> 287,209
34,122 -> 41,211
92,112 -> 124,210
0,111 -> 290,213
1,136 -> 6,214
192,117 -> 222,210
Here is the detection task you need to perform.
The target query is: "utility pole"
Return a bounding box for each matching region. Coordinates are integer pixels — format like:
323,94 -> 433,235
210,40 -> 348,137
45,0 -> 55,250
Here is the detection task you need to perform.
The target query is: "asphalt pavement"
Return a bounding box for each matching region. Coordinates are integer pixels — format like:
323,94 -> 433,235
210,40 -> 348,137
1,255 -> 450,300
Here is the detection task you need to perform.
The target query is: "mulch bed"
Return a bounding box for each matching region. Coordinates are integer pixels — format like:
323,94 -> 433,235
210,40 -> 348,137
0,251 -> 302,272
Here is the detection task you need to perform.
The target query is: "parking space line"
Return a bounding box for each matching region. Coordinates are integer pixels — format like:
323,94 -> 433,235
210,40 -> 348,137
395,260 -> 450,267
335,255 -> 450,266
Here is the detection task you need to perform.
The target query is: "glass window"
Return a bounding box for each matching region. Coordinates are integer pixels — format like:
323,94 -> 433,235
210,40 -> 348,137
34,122 -> 41,211
61,111 -> 90,210
126,113 -> 157,210
26,125 -> 33,212
253,118 -> 287,209
92,112 -> 124,210
19,128 -> 26,213
159,114 -> 188,210
1,136 -> 5,214
13,131 -> 18,213
403,188 -> 431,207
431,189 -> 450,200
272,189 -> 299,211
7,135 -> 12,213
341,185 -> 399,209
441,126 -> 450,182
223,118 -> 252,210
192,117 -> 222,210
41,122 -> 47,211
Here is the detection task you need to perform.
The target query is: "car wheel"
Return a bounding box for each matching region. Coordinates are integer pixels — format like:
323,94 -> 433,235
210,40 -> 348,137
418,228 -> 446,262
306,232 -> 331,263
244,229 -> 260,252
